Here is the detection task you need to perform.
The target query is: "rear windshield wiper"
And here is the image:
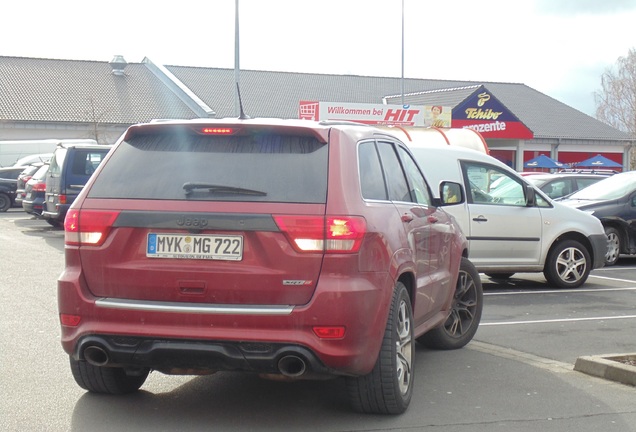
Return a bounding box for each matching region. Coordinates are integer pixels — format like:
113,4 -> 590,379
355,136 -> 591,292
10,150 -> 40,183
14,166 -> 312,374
183,182 -> 267,196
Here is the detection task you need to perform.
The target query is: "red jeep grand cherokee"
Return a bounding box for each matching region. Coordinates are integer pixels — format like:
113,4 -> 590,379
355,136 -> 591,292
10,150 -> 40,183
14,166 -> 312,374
58,118 -> 482,414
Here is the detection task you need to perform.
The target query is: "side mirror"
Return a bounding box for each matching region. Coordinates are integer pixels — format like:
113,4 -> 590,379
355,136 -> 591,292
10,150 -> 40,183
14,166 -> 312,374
525,184 -> 536,207
439,181 -> 464,205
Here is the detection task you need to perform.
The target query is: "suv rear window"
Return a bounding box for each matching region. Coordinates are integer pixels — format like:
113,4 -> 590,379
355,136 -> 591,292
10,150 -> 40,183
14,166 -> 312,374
88,132 -> 328,203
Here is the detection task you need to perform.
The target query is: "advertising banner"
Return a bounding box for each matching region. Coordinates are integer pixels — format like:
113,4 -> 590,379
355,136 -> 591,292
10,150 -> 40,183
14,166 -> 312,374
299,101 -> 451,127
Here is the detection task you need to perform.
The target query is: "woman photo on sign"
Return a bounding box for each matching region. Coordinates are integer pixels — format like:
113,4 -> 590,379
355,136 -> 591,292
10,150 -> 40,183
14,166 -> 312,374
427,105 -> 446,127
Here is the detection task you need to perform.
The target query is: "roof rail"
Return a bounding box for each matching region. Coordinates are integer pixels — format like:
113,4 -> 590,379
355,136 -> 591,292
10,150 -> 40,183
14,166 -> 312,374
557,168 -> 619,175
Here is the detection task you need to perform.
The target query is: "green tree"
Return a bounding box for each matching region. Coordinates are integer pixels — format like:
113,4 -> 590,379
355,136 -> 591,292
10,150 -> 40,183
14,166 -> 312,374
594,48 -> 636,137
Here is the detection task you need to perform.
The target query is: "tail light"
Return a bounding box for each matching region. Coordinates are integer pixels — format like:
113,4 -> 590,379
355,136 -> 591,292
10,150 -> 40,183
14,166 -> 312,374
59,194 -> 67,205
32,182 -> 46,192
64,209 -> 120,246
273,215 -> 366,253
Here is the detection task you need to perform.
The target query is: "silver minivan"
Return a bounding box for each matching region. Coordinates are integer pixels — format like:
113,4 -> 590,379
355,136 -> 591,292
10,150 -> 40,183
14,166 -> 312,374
408,145 -> 607,288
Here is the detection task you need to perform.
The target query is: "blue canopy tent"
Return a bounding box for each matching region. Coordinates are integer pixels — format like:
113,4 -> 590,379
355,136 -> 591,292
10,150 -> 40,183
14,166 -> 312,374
575,154 -> 622,168
523,154 -> 565,169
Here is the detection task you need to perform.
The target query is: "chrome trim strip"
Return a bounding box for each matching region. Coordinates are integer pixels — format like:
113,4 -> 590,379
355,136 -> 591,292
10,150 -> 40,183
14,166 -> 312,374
95,298 -> 294,315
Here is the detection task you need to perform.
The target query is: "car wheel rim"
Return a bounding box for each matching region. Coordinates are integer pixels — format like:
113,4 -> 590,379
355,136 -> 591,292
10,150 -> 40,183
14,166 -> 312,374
395,299 -> 412,395
445,269 -> 478,338
606,233 -> 619,263
556,246 -> 586,282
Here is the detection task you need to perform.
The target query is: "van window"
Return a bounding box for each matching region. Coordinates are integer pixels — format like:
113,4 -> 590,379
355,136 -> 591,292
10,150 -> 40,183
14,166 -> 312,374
70,150 -> 108,176
462,162 -> 526,206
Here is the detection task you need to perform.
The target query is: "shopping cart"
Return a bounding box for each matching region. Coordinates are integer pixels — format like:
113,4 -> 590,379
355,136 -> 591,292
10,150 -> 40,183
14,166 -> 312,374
299,101 -> 319,120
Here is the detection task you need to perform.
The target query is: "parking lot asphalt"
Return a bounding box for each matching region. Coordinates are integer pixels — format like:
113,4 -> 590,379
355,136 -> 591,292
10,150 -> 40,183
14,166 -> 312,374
482,270 -> 636,386
1,207 -> 634,431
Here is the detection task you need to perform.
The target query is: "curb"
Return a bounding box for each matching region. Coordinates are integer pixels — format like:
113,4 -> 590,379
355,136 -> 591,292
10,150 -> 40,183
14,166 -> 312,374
574,353 -> 636,386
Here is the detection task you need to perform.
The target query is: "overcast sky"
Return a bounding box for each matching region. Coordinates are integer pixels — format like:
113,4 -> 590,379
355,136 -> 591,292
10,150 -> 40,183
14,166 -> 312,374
2,0 -> 635,116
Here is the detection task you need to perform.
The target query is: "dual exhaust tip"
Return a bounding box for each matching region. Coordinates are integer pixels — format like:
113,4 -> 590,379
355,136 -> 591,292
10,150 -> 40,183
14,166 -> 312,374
83,345 -> 308,377
83,345 -> 110,366
277,355 -> 307,377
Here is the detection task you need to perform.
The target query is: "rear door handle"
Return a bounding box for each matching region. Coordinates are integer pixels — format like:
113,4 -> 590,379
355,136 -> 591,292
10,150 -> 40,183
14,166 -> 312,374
472,216 -> 488,222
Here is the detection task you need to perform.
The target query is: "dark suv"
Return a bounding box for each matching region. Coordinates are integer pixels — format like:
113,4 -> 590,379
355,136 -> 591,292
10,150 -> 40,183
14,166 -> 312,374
0,166 -> 28,212
58,119 -> 482,414
42,143 -> 111,227
560,171 -> 636,266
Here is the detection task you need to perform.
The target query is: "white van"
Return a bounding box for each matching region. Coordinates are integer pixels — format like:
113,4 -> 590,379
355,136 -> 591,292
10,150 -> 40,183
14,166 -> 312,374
409,145 -> 607,288
0,139 -> 97,167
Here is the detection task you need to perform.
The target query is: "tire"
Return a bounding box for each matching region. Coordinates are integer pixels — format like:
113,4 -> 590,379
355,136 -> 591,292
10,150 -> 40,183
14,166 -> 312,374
418,257 -> 483,350
543,239 -> 591,288
346,281 -> 414,414
604,227 -> 620,266
485,272 -> 514,280
0,193 -> 11,212
46,218 -> 63,228
70,357 -> 149,394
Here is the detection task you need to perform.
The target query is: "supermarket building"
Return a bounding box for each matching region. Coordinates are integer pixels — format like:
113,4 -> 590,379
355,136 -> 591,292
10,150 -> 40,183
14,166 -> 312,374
0,55 -> 633,170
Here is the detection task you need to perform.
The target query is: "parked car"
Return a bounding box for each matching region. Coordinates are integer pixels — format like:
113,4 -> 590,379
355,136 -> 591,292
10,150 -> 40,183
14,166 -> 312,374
57,118 -> 483,415
405,145 -> 607,288
0,166 -> 28,212
525,171 -> 612,200
22,163 -> 49,218
42,143 -> 112,227
559,171 -> 636,266
12,153 -> 53,167
15,162 -> 46,206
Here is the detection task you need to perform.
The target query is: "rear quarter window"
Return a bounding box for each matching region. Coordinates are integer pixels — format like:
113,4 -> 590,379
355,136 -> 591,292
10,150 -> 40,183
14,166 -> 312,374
88,132 -> 328,203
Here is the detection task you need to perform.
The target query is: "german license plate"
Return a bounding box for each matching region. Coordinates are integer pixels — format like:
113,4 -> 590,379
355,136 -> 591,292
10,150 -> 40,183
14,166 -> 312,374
147,233 -> 243,260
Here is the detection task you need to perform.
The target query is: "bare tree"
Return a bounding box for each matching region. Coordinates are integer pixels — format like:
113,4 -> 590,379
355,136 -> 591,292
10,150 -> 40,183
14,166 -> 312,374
595,48 -> 636,137
595,48 -> 636,168
85,97 -> 107,143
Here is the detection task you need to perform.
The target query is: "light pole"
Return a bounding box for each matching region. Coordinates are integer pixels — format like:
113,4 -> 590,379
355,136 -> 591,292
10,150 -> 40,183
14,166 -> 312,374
235,0 -> 240,117
401,0 -> 405,107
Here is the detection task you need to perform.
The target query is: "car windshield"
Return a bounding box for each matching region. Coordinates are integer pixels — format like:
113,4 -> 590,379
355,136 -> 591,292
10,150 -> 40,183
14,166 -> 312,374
525,177 -> 551,188
33,164 -> 49,180
568,173 -> 636,200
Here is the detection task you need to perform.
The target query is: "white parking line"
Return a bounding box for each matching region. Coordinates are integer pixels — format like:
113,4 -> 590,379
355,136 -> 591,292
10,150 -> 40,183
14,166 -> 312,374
593,266 -> 636,271
480,315 -> 636,326
589,274 -> 636,283
484,286 -> 636,296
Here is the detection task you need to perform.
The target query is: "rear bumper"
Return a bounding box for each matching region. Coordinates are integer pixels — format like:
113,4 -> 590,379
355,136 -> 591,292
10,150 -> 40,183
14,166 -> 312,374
42,206 -> 68,221
589,233 -> 608,269
58,271 -> 393,378
42,203 -> 69,221
22,199 -> 44,215
74,334 -> 332,377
